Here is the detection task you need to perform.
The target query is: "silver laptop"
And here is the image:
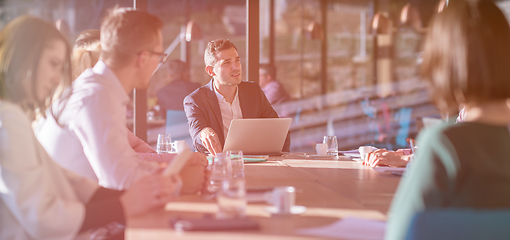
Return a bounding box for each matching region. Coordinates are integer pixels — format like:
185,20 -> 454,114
223,118 -> 292,155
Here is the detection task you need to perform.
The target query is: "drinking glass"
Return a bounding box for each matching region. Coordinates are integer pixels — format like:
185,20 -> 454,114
156,134 -> 172,154
172,140 -> 187,154
217,178 -> 247,219
323,136 -> 339,156
207,152 -> 232,194
228,150 -> 244,179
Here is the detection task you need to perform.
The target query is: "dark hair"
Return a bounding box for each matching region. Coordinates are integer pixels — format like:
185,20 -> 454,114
167,59 -> 189,81
259,63 -> 276,79
0,15 -> 72,120
100,7 -> 163,68
75,29 -> 100,49
204,39 -> 238,67
422,0 -> 510,114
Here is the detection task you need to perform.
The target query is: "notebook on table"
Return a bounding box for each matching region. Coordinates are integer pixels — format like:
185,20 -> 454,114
223,118 -> 292,155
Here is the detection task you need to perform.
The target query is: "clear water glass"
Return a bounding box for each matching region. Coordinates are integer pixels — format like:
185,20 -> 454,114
228,150 -> 244,179
156,134 -> 172,154
217,178 -> 246,219
207,152 -> 232,194
323,136 -> 339,156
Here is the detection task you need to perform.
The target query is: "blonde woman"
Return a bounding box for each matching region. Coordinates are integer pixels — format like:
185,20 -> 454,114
0,16 -> 180,240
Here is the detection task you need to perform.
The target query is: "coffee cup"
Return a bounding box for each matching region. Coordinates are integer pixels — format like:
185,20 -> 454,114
316,143 -> 328,156
265,186 -> 296,214
172,140 -> 187,154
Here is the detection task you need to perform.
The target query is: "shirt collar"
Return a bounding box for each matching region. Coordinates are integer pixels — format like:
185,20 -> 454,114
213,81 -> 239,104
92,60 -> 130,105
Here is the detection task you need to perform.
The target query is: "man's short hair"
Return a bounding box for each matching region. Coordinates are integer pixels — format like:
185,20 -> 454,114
100,7 -> 163,65
259,63 -> 276,79
167,59 -> 189,81
204,39 -> 238,67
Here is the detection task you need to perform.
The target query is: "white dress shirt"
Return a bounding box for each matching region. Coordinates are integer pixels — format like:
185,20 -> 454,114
213,83 -> 243,138
1,101 -> 99,240
35,61 -> 157,190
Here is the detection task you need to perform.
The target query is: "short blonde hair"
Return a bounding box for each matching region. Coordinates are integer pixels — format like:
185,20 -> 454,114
72,41 -> 101,80
100,7 -> 163,67
422,0 -> 510,114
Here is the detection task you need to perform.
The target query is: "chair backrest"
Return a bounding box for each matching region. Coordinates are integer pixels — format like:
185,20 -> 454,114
405,209 -> 510,240
165,110 -> 194,150
395,107 -> 412,147
166,110 -> 188,127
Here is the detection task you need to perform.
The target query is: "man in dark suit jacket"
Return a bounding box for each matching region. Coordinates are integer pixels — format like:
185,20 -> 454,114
184,39 -> 290,154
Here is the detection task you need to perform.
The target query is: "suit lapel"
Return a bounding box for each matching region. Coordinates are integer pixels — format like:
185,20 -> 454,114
238,82 -> 253,118
205,80 -> 226,144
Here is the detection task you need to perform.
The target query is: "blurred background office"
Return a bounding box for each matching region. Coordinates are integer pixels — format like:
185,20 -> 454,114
4,0 -> 509,152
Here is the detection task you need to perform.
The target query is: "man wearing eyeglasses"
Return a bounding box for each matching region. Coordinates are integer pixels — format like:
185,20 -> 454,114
36,8 -> 207,191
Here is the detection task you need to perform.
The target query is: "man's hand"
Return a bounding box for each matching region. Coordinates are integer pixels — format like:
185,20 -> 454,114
179,152 -> 208,195
185,152 -> 208,167
199,127 -> 222,155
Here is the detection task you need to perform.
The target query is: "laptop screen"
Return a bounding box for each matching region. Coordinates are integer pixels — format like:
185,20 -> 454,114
223,118 -> 291,155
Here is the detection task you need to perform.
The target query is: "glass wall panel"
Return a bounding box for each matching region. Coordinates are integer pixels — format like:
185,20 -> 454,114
327,1 -> 373,91
147,0 -> 247,100
260,0 -> 322,100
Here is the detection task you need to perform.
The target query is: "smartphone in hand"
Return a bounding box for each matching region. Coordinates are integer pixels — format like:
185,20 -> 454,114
162,146 -> 192,176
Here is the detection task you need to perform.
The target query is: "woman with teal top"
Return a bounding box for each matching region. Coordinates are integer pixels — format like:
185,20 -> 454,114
386,1 -> 510,239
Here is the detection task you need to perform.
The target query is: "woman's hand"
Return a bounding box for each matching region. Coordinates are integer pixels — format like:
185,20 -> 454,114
363,149 -> 409,168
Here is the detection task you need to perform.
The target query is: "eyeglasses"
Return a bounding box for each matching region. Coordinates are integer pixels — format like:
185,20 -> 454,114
145,50 -> 168,63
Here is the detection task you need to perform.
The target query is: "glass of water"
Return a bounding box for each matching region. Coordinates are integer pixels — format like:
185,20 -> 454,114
156,134 -> 172,154
207,152 -> 232,194
228,150 -> 244,179
323,136 -> 339,156
217,177 -> 246,219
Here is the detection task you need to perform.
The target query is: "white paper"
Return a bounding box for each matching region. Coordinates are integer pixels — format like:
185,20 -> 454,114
372,166 -> 406,173
340,147 -> 378,160
343,152 -> 361,159
338,149 -> 362,154
297,217 -> 386,240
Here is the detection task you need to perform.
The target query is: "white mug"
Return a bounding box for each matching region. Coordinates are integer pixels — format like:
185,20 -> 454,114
172,140 -> 187,154
265,186 -> 296,214
316,143 -> 328,156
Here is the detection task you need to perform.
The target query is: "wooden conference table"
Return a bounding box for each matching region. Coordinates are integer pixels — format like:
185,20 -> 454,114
126,156 -> 402,240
